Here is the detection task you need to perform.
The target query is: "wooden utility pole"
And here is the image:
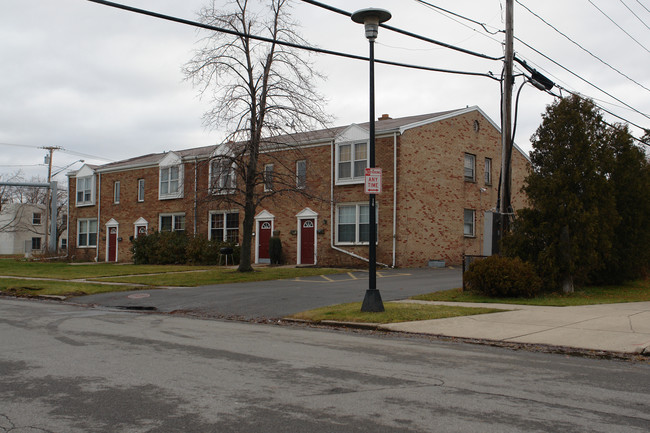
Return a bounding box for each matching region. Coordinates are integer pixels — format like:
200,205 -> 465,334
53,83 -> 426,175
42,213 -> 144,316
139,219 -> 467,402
42,146 -> 61,253
500,0 -> 514,235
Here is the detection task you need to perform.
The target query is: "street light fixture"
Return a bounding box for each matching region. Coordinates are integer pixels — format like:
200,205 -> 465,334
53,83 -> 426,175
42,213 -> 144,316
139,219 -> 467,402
351,8 -> 391,313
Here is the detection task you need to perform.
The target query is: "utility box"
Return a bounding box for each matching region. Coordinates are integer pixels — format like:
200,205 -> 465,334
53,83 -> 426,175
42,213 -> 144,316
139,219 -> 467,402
483,211 -> 501,256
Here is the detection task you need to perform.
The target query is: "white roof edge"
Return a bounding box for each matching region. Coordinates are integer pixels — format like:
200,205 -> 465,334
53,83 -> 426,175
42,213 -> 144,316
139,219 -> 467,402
398,106 -> 531,162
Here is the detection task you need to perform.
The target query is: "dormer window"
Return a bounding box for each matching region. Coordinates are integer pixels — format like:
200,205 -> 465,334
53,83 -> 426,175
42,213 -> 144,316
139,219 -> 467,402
76,176 -> 94,206
209,159 -> 236,194
337,142 -> 367,183
158,152 -> 184,200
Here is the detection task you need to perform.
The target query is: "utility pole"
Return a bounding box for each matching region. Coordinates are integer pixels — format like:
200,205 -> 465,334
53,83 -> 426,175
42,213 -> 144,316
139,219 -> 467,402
42,146 -> 61,253
499,0 -> 514,240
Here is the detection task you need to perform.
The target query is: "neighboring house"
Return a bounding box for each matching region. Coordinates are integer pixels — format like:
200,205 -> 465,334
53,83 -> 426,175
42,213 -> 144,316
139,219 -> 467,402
66,106 -> 530,267
0,203 -> 46,255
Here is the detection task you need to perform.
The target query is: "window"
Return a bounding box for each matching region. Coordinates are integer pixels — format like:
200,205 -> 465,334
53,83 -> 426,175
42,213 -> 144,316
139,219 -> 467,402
31,237 -> 42,250
76,176 -> 94,206
210,212 -> 239,243
296,160 -> 307,189
138,179 -> 145,202
113,181 -> 120,203
464,209 -> 475,237
264,164 -> 274,191
337,142 -> 367,183
159,165 -> 183,199
464,153 -> 476,182
336,203 -> 377,245
159,213 -> 185,232
61,238 -> 67,249
484,158 -> 492,185
78,218 -> 98,248
210,159 -> 236,194
32,213 -> 42,225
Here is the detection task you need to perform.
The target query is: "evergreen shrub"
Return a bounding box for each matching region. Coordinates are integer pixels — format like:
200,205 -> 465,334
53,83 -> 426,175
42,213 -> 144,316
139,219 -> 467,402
464,255 -> 543,298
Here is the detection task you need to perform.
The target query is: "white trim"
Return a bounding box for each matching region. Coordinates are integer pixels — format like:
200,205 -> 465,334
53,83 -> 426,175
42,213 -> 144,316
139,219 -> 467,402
105,219 -> 119,262
133,217 -> 148,239
296,208 -> 318,265
335,202 -> 377,246
137,178 -> 145,202
335,141 -> 368,185
254,210 -> 275,264
75,175 -> 95,207
159,212 -> 186,232
77,218 -> 98,248
208,210 -> 240,242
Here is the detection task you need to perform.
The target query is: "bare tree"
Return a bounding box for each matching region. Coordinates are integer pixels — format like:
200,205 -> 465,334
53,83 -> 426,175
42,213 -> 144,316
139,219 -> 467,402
184,0 -> 330,271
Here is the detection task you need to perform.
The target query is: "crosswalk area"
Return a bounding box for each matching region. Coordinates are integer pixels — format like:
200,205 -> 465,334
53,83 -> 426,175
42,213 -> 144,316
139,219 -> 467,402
293,270 -> 412,283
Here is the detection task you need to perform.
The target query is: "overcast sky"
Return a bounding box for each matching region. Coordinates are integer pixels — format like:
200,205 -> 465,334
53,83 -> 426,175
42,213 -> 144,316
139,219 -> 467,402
1,0 -> 649,184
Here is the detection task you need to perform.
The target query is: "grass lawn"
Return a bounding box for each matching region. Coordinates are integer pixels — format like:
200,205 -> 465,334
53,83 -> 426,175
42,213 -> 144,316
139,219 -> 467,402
0,278 -> 145,297
91,267 -> 347,286
411,279 -> 650,306
0,259 -> 215,280
288,302 -> 504,324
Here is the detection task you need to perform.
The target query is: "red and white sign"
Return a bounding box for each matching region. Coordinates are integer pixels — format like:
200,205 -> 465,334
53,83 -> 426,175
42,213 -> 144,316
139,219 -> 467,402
364,167 -> 382,194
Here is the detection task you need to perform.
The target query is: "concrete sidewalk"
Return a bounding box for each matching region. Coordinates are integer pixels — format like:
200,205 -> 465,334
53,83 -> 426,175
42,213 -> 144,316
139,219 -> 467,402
382,300 -> 650,355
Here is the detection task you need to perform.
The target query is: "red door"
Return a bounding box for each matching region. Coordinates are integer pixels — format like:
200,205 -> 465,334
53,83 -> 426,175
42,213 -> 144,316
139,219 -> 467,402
258,221 -> 272,262
108,227 -> 117,262
300,219 -> 315,265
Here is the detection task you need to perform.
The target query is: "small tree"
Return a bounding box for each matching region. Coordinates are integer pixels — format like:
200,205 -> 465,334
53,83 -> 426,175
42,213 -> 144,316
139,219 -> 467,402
183,0 -> 330,272
504,95 -> 650,290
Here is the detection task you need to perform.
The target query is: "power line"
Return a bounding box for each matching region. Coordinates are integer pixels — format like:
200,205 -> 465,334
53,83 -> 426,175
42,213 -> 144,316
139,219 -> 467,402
515,0 -> 650,93
636,0 -> 650,14
0,142 -> 113,162
85,0 -> 500,81
514,36 -> 650,121
620,0 -> 650,30
587,0 -> 650,54
298,0 -> 502,61
413,0 -> 502,35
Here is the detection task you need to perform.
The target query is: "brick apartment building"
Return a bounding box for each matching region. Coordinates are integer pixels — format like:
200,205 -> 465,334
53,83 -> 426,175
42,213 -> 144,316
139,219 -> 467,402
66,106 -> 530,267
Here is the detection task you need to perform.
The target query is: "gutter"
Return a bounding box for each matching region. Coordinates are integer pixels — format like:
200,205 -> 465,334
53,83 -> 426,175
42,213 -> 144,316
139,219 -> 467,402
95,172 -> 101,262
392,132 -> 397,268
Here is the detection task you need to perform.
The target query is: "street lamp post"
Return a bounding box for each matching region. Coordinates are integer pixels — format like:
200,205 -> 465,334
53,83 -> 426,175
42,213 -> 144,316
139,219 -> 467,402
352,8 -> 391,313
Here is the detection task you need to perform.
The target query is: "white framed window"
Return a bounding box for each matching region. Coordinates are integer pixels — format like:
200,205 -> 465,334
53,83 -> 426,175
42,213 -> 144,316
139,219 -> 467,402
485,158 -> 492,185
32,213 -> 42,225
159,165 -> 183,200
264,164 -> 274,192
337,142 -> 367,184
78,218 -> 98,248
464,209 -> 475,237
464,153 -> 476,182
159,213 -> 185,232
296,160 -> 307,189
31,237 -> 42,250
336,203 -> 377,245
76,176 -> 94,206
209,211 -> 239,243
209,159 -> 236,194
113,181 -> 120,204
137,179 -> 145,202
61,238 -> 67,249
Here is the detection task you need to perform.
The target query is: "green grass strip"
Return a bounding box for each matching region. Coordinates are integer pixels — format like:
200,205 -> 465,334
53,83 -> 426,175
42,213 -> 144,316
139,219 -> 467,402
289,302 -> 504,324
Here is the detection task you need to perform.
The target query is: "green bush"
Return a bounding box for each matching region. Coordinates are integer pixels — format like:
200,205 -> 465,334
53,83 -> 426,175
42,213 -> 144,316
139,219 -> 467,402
464,255 -> 543,298
130,231 -> 188,265
269,236 -> 283,265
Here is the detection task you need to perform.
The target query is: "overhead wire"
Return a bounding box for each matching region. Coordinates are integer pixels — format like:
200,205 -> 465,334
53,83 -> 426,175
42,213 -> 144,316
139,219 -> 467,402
587,0 -> 650,54
515,0 -> 650,93
85,0 -> 500,81
298,0 -> 503,61
620,0 -> 650,30
412,0 -> 502,35
636,0 -> 650,14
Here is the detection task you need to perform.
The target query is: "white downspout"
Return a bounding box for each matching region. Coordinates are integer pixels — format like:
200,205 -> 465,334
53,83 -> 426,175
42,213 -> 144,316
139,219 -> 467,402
95,172 -> 101,262
329,138 -> 390,267
392,132 -> 397,268
193,157 -> 198,235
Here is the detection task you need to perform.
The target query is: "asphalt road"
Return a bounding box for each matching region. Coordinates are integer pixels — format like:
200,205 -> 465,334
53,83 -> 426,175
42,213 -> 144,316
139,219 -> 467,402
70,267 -> 462,318
1,298 -> 648,432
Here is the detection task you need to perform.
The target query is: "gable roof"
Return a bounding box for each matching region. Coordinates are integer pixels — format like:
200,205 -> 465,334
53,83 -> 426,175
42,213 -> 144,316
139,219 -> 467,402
81,107 -> 526,174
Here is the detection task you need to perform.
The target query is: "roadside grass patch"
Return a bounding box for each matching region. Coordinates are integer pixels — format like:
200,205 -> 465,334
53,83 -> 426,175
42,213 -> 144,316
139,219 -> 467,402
411,279 -> 650,306
0,278 -> 145,297
90,267 -> 347,286
289,302 -> 504,324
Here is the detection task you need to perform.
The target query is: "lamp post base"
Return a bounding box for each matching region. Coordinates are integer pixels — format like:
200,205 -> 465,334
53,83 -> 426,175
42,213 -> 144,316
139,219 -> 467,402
361,289 -> 385,312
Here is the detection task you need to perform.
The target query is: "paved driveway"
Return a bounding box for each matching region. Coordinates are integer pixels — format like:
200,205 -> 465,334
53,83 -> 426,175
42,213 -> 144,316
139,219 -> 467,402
70,267 -> 461,319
